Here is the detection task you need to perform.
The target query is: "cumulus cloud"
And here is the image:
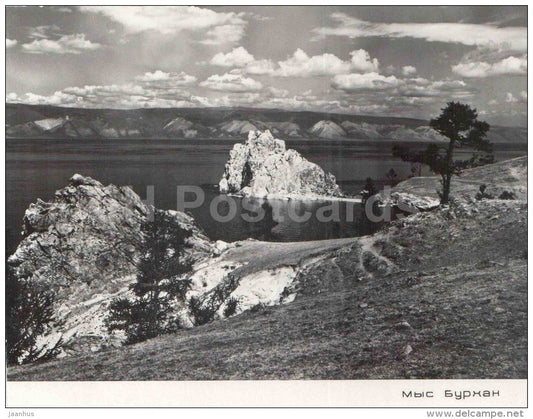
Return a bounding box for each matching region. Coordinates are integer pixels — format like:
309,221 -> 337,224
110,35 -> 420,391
275,48 -> 378,77
135,70 -> 197,85
402,65 -> 417,76
6,38 -> 17,49
210,47 -> 255,67
62,83 -> 146,97
21,34 -> 101,54
80,6 -> 247,45
349,49 -> 380,72
208,47 -> 379,77
199,73 -> 263,92
244,58 -> 276,75
452,55 -> 527,78
398,78 -> 476,98
208,46 -> 276,75
332,72 -> 401,92
7,68 -> 205,109
272,48 -> 378,77
267,86 -> 290,97
7,91 -> 82,106
200,24 -> 246,45
313,13 -> 527,52
332,70 -> 476,103
8,82 -> 204,109
7,69 -> 265,109
258,94 -> 396,116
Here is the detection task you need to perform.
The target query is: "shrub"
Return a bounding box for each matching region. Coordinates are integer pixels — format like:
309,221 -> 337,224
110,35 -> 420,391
475,184 -> 494,200
498,190 -> 516,200
6,266 -> 63,365
188,296 -> 217,326
189,274 -> 240,325
250,303 -> 266,313
223,297 -> 239,318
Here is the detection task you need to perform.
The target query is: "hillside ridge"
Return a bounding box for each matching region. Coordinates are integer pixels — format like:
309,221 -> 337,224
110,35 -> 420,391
6,103 -> 527,143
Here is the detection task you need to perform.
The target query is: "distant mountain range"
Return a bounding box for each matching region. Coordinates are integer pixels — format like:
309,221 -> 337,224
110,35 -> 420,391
6,103 -> 527,143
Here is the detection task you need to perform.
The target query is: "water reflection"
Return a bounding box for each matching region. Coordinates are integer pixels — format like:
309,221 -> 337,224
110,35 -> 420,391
189,190 -> 383,244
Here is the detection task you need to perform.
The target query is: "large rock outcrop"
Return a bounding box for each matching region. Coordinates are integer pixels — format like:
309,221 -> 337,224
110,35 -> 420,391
218,130 -> 343,199
7,174 -> 214,357
9,174 -> 213,287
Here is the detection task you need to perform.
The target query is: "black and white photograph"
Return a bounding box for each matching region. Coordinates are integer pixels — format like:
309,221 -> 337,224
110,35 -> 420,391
4,4 -> 528,410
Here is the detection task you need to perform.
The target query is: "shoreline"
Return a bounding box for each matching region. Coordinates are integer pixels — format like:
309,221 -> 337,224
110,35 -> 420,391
224,192 -> 362,203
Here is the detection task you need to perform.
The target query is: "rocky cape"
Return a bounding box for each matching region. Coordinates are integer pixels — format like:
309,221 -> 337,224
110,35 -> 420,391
219,130 -> 343,199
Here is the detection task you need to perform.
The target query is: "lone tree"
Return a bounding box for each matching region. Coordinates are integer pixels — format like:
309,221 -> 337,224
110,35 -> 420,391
106,210 -> 193,344
393,102 -> 493,204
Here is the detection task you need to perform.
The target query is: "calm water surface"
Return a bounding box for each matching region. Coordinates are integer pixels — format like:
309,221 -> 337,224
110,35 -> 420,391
6,138 -> 526,255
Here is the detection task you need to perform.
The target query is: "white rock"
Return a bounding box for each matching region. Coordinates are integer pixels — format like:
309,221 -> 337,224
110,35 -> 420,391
219,130 -> 343,199
377,191 -> 440,212
216,266 -> 298,317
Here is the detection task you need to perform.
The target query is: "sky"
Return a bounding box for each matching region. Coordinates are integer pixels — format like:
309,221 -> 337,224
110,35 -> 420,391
5,5 -> 528,126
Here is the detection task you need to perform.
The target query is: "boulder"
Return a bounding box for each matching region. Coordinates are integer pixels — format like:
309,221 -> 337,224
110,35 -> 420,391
218,130 -> 343,199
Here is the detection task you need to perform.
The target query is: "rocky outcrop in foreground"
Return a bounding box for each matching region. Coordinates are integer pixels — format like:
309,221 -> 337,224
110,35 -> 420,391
9,174 -> 213,287
7,175 -> 215,358
219,130 -> 343,199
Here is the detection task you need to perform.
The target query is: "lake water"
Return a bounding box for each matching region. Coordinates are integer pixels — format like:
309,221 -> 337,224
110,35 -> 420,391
6,138 -> 526,256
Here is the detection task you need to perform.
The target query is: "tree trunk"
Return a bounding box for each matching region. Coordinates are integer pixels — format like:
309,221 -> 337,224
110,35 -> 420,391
441,175 -> 451,205
441,139 -> 455,205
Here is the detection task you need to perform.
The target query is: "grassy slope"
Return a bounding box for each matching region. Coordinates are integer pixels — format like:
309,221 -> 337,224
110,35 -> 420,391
8,194 -> 527,380
392,156 -> 528,201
